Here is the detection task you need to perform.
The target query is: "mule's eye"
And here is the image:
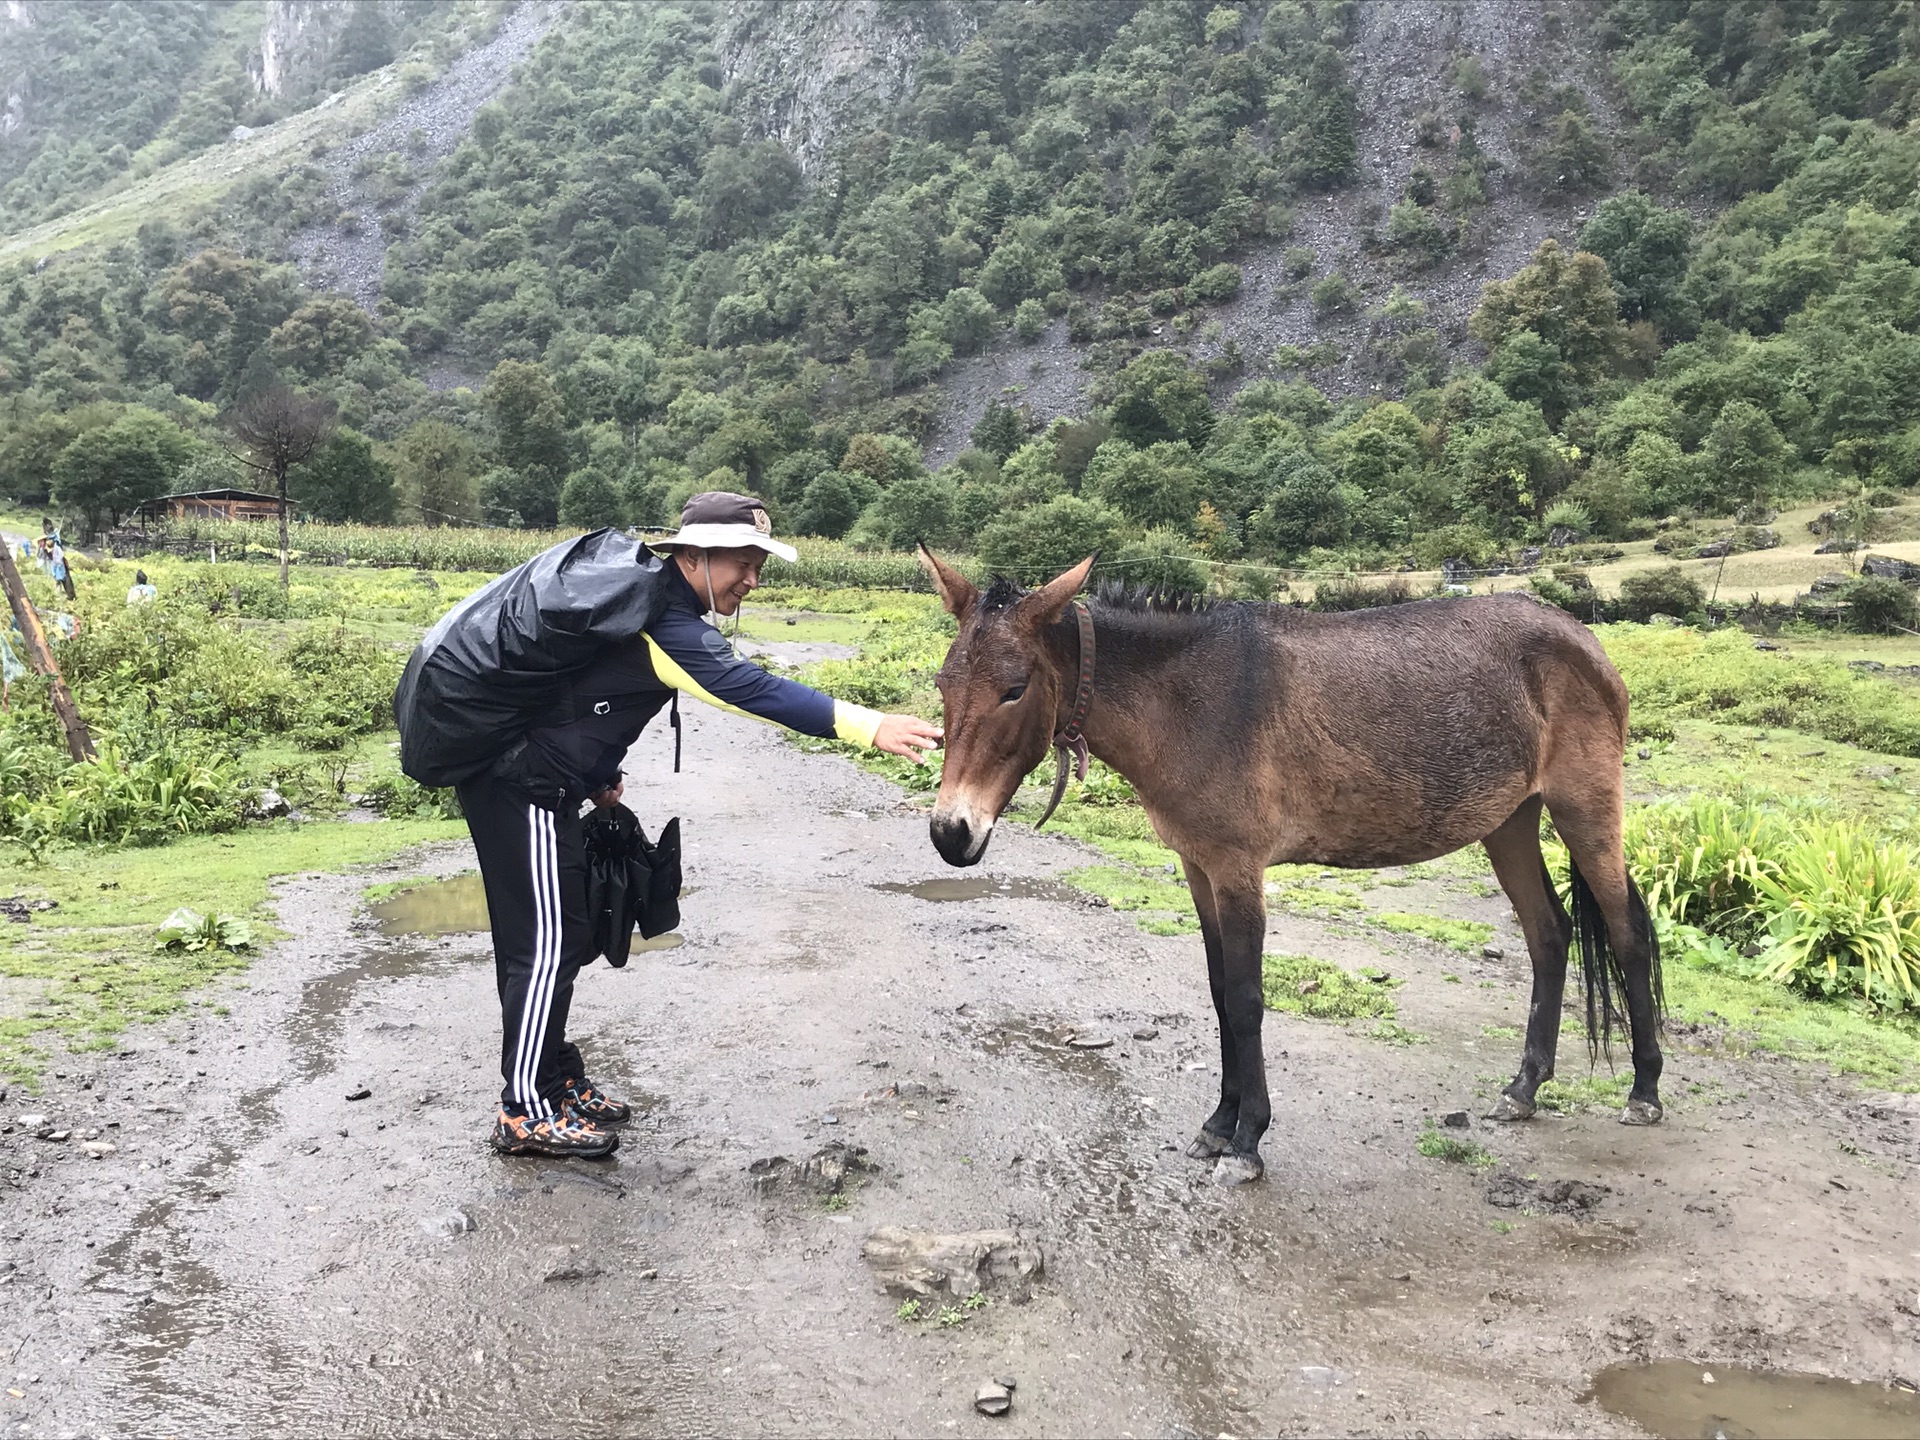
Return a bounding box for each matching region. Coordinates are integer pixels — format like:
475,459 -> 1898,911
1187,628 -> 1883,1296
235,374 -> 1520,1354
1000,683 -> 1027,705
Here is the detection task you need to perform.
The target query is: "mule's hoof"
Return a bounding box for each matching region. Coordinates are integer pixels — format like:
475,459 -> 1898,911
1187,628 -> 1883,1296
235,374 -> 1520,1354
1185,1130 -> 1231,1160
1485,1093 -> 1536,1122
1211,1152 -> 1264,1186
1619,1098 -> 1664,1126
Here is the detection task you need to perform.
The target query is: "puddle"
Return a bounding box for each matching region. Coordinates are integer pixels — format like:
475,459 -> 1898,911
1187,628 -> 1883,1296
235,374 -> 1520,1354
1586,1361 -> 1920,1439
370,873 -> 491,936
372,874 -> 694,947
875,876 -> 1077,903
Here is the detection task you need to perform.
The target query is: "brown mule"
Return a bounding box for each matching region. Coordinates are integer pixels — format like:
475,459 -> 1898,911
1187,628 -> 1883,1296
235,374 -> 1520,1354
917,548 -> 1663,1186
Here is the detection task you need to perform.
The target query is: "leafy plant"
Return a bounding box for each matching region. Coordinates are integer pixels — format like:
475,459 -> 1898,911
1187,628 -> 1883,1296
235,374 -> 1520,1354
1752,827 -> 1920,1012
154,906 -> 254,953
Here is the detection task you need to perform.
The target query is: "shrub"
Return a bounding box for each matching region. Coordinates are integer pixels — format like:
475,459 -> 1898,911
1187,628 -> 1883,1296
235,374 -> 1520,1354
1310,271 -> 1358,315
1108,529 -> 1209,595
1621,797 -> 1784,933
1541,499 -> 1592,535
1614,565 -> 1705,622
1012,298 -> 1048,341
1753,827 -> 1920,1011
1840,576 -> 1919,635
1187,263 -> 1243,304
1411,523 -> 1494,570
1310,575 -> 1417,611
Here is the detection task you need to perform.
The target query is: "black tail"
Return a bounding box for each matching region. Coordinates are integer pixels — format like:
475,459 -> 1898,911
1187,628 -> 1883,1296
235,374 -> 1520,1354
1567,861 -> 1663,1062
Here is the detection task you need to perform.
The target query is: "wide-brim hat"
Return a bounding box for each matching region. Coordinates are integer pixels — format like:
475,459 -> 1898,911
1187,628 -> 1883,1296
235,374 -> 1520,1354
649,490 -> 797,563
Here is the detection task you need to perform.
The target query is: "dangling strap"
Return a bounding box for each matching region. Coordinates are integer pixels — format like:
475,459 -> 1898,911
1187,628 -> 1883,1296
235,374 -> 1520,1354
671,691 -> 682,774
1033,599 -> 1095,831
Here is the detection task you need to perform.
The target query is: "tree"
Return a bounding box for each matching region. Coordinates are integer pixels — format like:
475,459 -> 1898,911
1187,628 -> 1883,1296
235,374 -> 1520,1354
971,402 -> 1026,462
396,420 -> 480,527
1083,440 -> 1204,530
230,385 -> 337,588
1107,350 -> 1215,449
1469,240 -> 1628,390
1705,399 -> 1790,506
289,428 -> 394,523
1577,192 -> 1693,331
793,470 -> 879,538
483,360 -> 571,524
268,296 -> 375,378
977,495 -> 1127,579
855,474 -> 960,549
50,407 -> 199,535
558,466 -> 626,529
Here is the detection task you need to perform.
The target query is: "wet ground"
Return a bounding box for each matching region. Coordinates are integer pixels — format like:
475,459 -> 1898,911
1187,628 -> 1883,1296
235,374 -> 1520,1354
3,712 -> 1919,1437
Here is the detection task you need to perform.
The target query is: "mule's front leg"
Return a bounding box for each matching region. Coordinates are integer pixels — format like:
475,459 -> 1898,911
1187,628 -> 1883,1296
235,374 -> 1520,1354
1182,864 -> 1238,1159
1211,878 -> 1271,1186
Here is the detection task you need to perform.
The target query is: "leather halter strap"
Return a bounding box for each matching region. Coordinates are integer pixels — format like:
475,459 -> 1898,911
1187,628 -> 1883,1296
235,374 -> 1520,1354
1033,599 -> 1095,831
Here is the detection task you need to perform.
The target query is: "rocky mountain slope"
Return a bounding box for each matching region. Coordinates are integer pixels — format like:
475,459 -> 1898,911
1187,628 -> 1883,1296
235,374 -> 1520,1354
928,0 -> 1628,460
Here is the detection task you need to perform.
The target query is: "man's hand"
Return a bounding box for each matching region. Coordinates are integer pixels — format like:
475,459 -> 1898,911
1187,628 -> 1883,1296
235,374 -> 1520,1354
873,714 -> 943,765
590,779 -> 625,809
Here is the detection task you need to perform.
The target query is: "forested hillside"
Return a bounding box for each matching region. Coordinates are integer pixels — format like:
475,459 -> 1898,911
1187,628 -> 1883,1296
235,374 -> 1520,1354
3,0 -> 1920,591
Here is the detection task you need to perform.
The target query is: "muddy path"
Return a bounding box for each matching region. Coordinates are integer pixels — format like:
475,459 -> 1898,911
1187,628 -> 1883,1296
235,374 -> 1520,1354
3,713 -> 1918,1436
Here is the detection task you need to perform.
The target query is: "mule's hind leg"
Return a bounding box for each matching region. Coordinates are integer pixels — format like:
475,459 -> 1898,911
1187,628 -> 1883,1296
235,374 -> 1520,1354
1183,862 -> 1238,1159
1480,796 -> 1573,1121
1547,798 -> 1665,1125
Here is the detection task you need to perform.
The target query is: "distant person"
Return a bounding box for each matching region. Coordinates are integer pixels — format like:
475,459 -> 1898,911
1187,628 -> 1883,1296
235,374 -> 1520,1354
48,540 -> 74,601
127,569 -> 157,605
395,492 -> 942,1159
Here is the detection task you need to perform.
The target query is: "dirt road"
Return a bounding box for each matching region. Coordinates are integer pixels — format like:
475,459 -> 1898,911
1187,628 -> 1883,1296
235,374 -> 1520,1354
3,711 -> 1918,1436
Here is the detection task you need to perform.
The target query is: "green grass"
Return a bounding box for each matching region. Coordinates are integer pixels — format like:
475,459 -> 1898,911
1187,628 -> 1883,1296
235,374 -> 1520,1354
1261,952 -> 1401,1021
1373,912 -> 1495,952
1665,950 -> 1920,1086
1535,1073 -> 1633,1114
1416,1126 -> 1496,1167
0,815 -> 462,1087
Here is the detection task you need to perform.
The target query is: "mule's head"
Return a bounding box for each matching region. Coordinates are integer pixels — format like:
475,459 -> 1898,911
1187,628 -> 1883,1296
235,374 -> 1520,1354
917,546 -> 1096,867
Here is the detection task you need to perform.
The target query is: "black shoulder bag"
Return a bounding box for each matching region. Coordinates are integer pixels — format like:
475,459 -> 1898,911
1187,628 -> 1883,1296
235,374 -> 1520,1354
581,804 -> 682,968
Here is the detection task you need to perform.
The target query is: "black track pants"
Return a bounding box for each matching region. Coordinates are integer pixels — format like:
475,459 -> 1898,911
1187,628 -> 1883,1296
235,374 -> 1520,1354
456,780 -> 593,1117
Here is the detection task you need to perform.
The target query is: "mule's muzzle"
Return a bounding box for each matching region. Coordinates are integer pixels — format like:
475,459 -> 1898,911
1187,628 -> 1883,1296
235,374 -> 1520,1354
930,812 -> 989,867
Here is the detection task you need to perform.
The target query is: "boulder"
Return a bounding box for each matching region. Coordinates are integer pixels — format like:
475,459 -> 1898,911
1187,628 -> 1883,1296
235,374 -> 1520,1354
1695,539 -> 1731,558
1518,546 -> 1544,569
1814,537 -> 1861,555
1547,525 -> 1582,548
1862,554 -> 1920,584
1809,573 -> 1851,596
1439,557 -> 1474,585
861,1227 -> 1043,1299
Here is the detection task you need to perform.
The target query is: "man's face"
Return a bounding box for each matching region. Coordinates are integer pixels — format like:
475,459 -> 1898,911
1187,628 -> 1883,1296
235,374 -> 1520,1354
679,546 -> 765,616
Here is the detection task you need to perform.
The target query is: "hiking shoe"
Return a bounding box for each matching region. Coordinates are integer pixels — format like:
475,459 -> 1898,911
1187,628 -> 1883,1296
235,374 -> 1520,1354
561,1076 -> 632,1127
489,1107 -> 618,1159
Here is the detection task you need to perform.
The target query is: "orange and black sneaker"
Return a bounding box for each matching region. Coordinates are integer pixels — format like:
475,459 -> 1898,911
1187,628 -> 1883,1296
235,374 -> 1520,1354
561,1076 -> 632,1127
489,1107 -> 618,1159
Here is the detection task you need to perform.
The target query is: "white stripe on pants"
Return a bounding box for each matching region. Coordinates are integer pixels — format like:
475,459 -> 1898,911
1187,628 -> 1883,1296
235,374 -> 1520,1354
511,804 -> 562,1117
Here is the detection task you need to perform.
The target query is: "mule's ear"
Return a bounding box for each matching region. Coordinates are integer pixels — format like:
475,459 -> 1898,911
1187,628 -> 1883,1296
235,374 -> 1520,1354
917,543 -> 978,618
1021,553 -> 1097,629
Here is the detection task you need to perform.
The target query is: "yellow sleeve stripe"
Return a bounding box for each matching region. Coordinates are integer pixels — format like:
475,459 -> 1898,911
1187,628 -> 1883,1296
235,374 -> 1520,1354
643,635 -> 768,727
833,701 -> 885,748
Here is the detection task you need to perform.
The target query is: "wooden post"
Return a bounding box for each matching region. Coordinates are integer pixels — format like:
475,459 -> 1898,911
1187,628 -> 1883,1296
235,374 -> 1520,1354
0,542 -> 95,762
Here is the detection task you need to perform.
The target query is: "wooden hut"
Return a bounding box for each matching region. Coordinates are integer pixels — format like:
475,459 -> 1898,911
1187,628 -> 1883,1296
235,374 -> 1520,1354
137,489 -> 294,524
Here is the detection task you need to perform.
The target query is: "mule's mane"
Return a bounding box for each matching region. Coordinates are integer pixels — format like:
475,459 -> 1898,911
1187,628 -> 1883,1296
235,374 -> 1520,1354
977,575 -> 1242,641
1090,579 -> 1222,615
